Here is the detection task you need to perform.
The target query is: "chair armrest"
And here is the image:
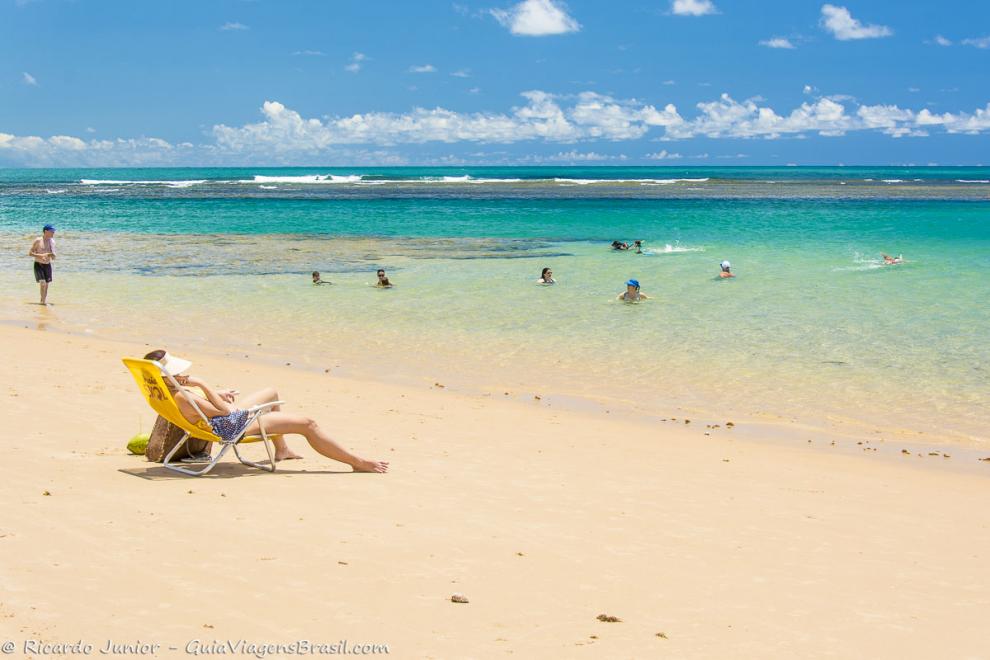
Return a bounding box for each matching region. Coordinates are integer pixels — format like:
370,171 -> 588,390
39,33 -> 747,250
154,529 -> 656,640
246,401 -> 286,413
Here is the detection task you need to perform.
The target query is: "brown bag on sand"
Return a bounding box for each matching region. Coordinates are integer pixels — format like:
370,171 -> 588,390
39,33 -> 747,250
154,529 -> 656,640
145,415 -> 211,462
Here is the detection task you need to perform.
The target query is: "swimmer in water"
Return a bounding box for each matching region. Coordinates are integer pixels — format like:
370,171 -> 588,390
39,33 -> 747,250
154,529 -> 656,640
312,271 -> 331,285
537,267 -> 555,284
376,269 -> 393,288
881,253 -> 904,265
718,260 -> 735,278
617,279 -> 649,301
633,240 -> 643,254
611,240 -> 630,251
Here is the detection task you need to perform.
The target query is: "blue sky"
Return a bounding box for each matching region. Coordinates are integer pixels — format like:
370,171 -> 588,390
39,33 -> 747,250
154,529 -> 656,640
1,0 -> 989,166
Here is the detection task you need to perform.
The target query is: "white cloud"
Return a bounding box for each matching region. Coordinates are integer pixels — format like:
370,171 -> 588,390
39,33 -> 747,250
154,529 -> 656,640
293,50 -> 326,56
85,127 -> 96,133
803,84 -> 817,95
645,149 -> 682,160
663,80 -> 676,86
759,37 -> 795,49
209,95 -> 990,153
220,22 -> 249,31
409,64 -> 437,73
543,150 -> 624,161
468,87 -> 481,94
0,133 -> 185,166
820,4 -> 891,40
670,0 -> 717,17
23,72 -> 38,86
664,93 -> 857,139
962,36 -> 990,49
211,93 -> 683,154
7,92 -> 990,166
451,69 -> 471,78
856,104 -> 924,137
491,0 -> 580,36
933,34 -> 952,46
345,52 -> 367,73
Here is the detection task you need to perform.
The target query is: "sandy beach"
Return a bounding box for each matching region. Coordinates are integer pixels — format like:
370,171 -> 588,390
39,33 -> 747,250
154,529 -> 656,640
1,323 -> 987,659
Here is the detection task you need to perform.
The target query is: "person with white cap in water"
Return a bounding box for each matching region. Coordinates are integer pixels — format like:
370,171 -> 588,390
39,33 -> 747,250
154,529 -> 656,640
719,260 -> 735,278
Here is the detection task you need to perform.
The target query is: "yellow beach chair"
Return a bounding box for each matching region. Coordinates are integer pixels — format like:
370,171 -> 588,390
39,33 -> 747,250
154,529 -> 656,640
122,357 -> 284,476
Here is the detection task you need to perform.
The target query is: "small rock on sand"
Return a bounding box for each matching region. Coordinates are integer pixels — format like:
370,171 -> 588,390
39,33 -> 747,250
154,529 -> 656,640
451,593 -> 469,603
597,614 -> 621,623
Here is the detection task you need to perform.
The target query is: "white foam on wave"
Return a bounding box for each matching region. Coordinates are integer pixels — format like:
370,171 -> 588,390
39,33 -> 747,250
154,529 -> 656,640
643,243 -> 705,255
555,177 -> 709,185
258,185 -> 278,190
957,179 -> 990,184
79,179 -> 207,188
643,178 -> 710,184
417,175 -> 525,183
245,174 -> 363,184
839,253 -> 907,272
881,179 -> 905,183
45,189 -> 67,194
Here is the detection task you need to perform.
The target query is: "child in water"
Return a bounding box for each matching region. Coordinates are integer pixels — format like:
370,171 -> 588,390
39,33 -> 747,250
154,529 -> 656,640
312,271 -> 331,285
537,267 -> 555,284
881,253 -> 904,265
719,261 -> 735,278
376,269 -> 393,288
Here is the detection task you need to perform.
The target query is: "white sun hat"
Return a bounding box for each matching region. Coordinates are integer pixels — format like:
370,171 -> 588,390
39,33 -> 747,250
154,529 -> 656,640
720,260 -> 731,269
159,352 -> 192,376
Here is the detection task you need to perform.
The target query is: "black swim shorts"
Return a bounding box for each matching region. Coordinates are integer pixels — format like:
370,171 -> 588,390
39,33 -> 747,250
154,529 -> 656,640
34,262 -> 53,283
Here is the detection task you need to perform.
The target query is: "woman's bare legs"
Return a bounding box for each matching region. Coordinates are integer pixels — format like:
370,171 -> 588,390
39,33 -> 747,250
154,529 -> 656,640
237,388 -> 302,461
243,412 -> 388,473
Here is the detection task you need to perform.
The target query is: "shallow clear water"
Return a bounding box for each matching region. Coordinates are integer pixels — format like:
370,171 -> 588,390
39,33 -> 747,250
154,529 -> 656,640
2,167 -> 988,445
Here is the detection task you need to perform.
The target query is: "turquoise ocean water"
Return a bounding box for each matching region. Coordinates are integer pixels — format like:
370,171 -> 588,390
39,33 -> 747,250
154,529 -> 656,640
1,167 -> 988,445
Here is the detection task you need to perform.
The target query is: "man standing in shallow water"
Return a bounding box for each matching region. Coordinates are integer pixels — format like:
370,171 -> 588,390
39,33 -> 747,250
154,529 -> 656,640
28,224 -> 57,305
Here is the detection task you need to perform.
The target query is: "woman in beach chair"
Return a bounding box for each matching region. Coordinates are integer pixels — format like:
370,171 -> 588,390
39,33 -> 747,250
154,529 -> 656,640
145,350 -> 388,473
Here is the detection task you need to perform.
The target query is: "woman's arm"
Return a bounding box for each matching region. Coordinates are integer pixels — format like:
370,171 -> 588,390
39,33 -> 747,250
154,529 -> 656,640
179,375 -> 234,416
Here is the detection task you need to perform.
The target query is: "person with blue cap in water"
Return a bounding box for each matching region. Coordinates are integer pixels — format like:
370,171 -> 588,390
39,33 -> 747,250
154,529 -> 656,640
719,260 -> 735,278
28,224 -> 57,304
617,279 -> 649,301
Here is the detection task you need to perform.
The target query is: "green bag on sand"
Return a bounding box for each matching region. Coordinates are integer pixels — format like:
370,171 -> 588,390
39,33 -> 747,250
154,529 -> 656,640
127,433 -> 150,455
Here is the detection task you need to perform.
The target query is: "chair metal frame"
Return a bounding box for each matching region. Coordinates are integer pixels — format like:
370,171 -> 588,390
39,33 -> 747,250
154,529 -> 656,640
122,358 -> 285,477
